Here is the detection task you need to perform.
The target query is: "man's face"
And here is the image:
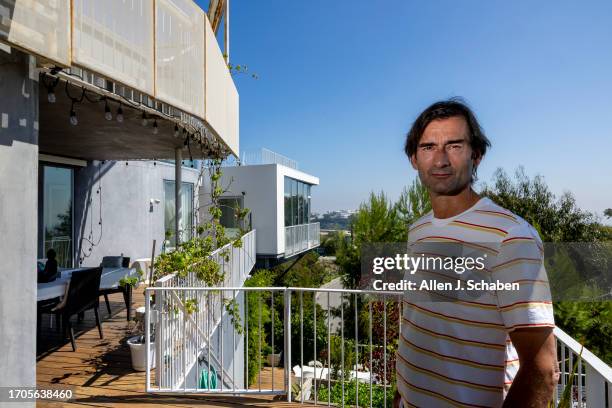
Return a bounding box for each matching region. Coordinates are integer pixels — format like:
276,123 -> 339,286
410,116 -> 480,196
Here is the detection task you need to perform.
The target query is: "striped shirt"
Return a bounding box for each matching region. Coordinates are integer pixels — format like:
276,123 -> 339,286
397,197 -> 555,408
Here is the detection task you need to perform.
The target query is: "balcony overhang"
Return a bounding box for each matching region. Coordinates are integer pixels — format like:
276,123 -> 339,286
1,0 -> 239,160
39,77 -> 223,161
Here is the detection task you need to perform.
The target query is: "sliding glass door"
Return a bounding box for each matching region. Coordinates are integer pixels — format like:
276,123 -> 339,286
163,180 -> 194,246
40,165 -> 74,268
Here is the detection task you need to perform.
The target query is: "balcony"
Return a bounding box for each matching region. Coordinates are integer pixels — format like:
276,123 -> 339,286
36,230 -> 260,406
34,236 -> 612,406
142,286 -> 612,407
0,0 -> 239,158
285,222 -> 320,257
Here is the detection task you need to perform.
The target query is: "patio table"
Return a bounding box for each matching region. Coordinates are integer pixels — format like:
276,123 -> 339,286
37,267 -> 139,314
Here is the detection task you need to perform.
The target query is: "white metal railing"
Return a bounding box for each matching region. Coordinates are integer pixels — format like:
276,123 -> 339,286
149,230 -> 256,391
145,285 -> 612,407
240,148 -> 299,169
554,326 -> 612,407
285,222 -> 320,257
43,236 -> 72,268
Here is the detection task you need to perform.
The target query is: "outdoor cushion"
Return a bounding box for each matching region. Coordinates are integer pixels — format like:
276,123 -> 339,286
101,256 -> 123,268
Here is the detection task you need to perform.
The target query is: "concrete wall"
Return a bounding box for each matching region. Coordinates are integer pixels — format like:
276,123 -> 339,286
74,161 -> 200,267
0,46 -> 39,404
214,165 -> 279,256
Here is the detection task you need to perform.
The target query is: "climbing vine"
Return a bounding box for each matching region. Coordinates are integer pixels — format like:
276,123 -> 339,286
152,157 -> 250,331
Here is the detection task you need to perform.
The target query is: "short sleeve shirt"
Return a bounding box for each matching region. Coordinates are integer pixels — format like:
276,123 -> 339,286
396,197 -> 554,408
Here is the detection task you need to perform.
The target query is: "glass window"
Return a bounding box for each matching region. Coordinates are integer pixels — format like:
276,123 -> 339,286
284,177 -> 314,226
219,197 -> 242,229
164,180 -> 194,246
297,181 -> 303,226
291,179 -> 298,226
306,185 -> 311,223
41,166 -> 73,268
284,177 -> 292,226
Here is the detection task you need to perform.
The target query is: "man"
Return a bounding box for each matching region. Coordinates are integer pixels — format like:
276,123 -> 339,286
394,99 -> 559,407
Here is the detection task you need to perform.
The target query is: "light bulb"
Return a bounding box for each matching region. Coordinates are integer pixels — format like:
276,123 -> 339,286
153,120 -> 159,135
47,91 -> 56,103
116,106 -> 124,123
104,104 -> 112,121
69,110 -> 78,126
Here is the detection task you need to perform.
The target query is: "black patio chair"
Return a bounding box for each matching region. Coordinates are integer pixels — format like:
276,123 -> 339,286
37,297 -> 61,334
44,267 -> 104,351
99,256 -> 135,321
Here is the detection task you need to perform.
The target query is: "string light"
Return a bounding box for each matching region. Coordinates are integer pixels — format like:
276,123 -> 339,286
69,101 -> 78,126
116,104 -> 124,123
43,75 -> 59,103
46,77 -> 59,103
104,99 -> 112,121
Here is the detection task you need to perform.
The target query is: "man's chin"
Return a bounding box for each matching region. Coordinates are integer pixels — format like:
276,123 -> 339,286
426,181 -> 466,196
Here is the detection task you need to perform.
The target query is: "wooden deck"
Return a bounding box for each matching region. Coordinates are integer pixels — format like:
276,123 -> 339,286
36,291 -> 301,407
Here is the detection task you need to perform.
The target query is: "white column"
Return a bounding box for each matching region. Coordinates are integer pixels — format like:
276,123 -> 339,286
0,49 -> 38,407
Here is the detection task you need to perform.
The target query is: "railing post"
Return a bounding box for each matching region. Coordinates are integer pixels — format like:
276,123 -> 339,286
586,365 -> 609,408
145,288 -> 151,392
284,289 -> 292,402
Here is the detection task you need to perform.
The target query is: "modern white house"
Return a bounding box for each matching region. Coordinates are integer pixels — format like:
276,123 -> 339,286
209,149 -> 320,265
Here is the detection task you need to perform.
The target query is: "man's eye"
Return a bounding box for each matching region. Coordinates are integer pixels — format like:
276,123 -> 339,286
449,144 -> 463,150
421,146 -> 433,151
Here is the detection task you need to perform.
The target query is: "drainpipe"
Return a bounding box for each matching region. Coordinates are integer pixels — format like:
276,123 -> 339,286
175,147 -> 182,245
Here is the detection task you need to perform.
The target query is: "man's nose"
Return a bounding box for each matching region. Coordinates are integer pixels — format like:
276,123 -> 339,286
432,147 -> 450,167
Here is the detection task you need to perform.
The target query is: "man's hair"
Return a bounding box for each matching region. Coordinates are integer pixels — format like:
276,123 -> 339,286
46,248 -> 56,259
404,98 -> 491,161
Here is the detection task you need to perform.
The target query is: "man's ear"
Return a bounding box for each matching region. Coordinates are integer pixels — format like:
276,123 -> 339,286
410,154 -> 418,170
471,151 -> 482,168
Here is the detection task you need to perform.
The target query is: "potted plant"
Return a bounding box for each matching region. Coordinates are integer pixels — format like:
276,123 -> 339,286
126,306 -> 155,371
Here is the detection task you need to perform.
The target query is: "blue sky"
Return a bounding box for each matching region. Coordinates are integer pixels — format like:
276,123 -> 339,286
199,0 -> 612,222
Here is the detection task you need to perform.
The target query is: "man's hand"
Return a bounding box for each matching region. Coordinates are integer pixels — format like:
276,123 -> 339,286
503,327 -> 559,407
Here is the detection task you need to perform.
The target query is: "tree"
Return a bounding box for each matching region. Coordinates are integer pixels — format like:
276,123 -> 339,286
480,167 -> 604,242
395,178 -> 432,238
481,167 -> 612,364
605,208 -> 612,218
338,192 -> 405,290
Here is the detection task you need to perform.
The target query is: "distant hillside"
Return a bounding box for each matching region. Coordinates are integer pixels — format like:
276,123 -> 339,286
313,213 -> 354,230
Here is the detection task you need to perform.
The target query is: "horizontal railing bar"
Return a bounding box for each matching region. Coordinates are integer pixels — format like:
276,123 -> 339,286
147,389 -> 286,395
147,286 -> 286,292
147,286 -> 403,296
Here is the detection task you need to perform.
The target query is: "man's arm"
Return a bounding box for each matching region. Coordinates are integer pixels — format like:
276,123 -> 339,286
503,327 -> 559,408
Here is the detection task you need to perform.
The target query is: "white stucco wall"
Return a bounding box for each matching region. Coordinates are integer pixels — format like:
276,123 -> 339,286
74,161 -> 200,267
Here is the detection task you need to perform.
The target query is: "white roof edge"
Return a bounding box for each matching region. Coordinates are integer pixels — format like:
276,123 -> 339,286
224,163 -> 320,185
278,164 -> 319,185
